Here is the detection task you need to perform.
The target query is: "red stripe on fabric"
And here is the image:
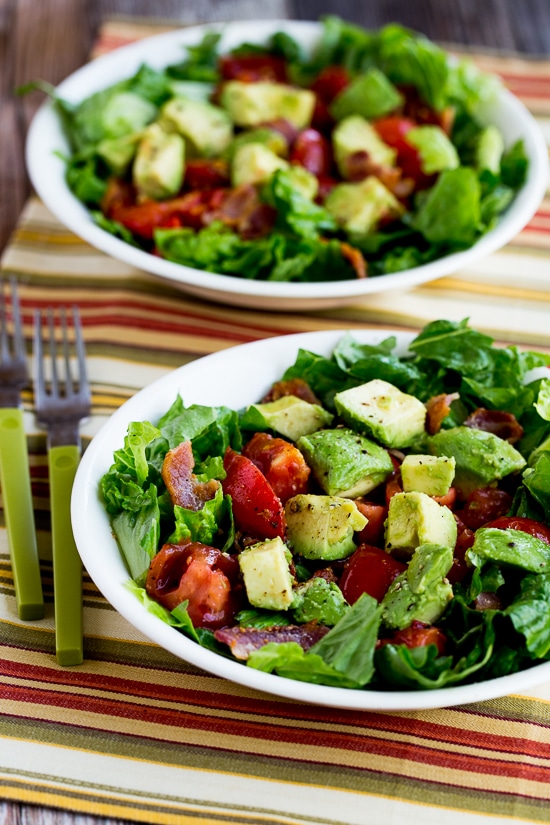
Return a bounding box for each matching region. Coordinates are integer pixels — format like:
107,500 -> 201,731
4,662 -> 550,758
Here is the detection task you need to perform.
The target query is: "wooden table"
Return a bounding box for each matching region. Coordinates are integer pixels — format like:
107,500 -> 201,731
1,0 -> 550,823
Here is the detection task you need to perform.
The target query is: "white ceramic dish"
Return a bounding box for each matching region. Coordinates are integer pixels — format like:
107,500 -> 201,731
26,20 -> 548,312
72,329 -> 550,711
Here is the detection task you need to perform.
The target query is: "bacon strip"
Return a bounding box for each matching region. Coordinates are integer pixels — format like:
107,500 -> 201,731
261,377 -> 321,405
214,623 -> 330,660
425,392 -> 460,435
161,440 -> 220,511
463,408 -> 524,443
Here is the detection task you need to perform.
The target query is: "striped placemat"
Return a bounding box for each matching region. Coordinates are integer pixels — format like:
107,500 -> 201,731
2,19 -> 550,825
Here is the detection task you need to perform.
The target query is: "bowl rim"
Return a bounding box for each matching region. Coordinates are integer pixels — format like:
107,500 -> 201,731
71,327 -> 550,711
26,19 -> 549,306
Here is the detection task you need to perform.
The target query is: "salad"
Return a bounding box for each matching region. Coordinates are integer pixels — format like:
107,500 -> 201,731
47,17 -> 528,283
101,319 -> 550,692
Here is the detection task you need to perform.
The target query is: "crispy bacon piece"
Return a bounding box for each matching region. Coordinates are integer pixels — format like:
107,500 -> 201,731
340,241 -> 367,279
463,408 -> 524,444
474,592 -> 502,611
162,440 -> 220,511
425,392 -> 460,435
101,177 -> 136,216
214,623 -> 330,660
203,184 -> 275,238
258,118 -> 299,147
261,377 -> 321,405
342,152 -> 415,200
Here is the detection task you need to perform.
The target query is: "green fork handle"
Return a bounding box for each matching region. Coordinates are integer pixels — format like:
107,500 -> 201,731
0,407 -> 43,620
49,444 -> 83,666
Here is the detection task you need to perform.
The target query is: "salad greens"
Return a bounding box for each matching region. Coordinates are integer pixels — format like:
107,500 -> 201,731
46,16 -> 529,283
101,319 -> 550,692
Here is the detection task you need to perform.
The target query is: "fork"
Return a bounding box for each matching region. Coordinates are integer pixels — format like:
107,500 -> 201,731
34,305 -> 91,665
0,278 -> 44,620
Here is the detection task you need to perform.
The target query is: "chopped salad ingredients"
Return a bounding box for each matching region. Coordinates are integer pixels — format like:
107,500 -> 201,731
101,319 -> 550,691
50,17 -> 528,283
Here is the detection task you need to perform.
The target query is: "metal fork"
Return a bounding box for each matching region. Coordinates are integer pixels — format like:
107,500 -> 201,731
0,278 -> 43,620
34,306 -> 90,665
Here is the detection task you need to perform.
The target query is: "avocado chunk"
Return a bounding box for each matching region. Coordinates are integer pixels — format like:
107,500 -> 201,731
231,142 -> 288,187
220,80 -> 315,129
101,91 -> 157,139
332,115 -> 396,177
401,454 -> 456,497
466,527 -> 550,573
475,125 -> 505,174
291,577 -> 349,625
223,127 -> 289,163
97,132 -> 141,176
325,176 -> 405,236
385,491 -> 457,557
405,125 -> 460,175
159,96 -> 233,157
297,428 -> 393,497
428,426 -> 526,497
238,536 -> 294,611
285,494 -> 367,560
334,378 -> 427,449
283,165 -> 319,200
381,543 -> 454,630
132,123 -> 185,200
240,395 -> 334,442
330,68 -> 403,121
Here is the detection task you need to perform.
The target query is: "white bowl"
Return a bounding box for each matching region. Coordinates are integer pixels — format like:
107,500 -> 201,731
26,21 -> 548,311
72,329 -> 550,711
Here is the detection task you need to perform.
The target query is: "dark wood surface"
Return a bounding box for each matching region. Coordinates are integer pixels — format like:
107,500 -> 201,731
1,1 -> 550,823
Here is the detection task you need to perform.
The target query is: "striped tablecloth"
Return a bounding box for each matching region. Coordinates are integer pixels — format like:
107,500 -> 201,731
2,20 -> 550,825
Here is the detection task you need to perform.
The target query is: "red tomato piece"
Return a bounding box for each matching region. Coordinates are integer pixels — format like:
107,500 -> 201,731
456,488 -> 513,532
289,128 -> 332,176
145,542 -> 242,629
339,544 -> 406,604
222,447 -> 286,539
381,621 -> 447,656
484,516 -> 550,545
447,521 -> 475,584
184,159 -> 230,190
433,487 -> 457,509
385,472 -> 403,506
373,116 -> 433,188
219,54 -> 287,83
311,65 -> 351,102
354,501 -> 387,547
242,432 -> 310,504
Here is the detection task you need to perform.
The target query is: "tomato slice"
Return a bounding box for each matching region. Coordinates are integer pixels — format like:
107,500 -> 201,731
373,115 -> 433,187
184,159 -> 230,190
455,488 -> 513,531
354,501 -> 387,547
219,54 -> 287,83
289,128 -> 333,176
339,544 -> 406,604
242,432 -> 310,504
447,521 -> 475,584
484,516 -> 550,545
145,542 -> 242,629
311,65 -> 351,103
380,621 -> 447,655
222,447 -> 286,539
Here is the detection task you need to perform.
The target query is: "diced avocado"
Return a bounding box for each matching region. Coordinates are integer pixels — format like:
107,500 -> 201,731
231,143 -> 288,187
223,128 -> 289,163
334,378 -> 427,450
159,96 -> 233,157
381,543 -> 453,630
101,91 -> 157,139
330,68 -> 403,121
285,494 -> 367,560
291,577 -> 349,625
466,527 -> 550,573
241,395 -> 334,442
97,132 -> 141,176
132,124 -> 185,200
401,454 -> 456,497
325,176 -> 404,235
238,536 -> 294,611
385,491 -> 457,557
220,81 -> 315,129
428,426 -> 526,497
332,115 -> 396,177
475,125 -> 505,174
405,125 -> 459,175
297,428 -> 393,497
285,165 -> 319,200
